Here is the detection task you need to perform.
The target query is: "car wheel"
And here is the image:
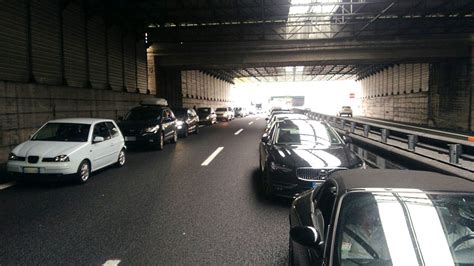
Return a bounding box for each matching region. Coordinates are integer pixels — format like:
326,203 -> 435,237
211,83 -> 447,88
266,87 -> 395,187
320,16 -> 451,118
262,167 -> 273,199
76,160 -> 90,184
289,236 -> 295,266
171,130 -> 178,143
182,125 -> 189,138
116,149 -> 126,167
157,132 -> 164,150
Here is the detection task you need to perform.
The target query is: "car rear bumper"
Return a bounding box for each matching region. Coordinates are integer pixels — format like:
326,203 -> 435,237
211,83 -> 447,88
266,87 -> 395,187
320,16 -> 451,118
124,134 -> 160,145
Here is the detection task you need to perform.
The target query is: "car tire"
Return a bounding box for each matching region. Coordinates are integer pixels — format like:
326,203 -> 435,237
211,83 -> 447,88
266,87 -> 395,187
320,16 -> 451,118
262,166 -> 274,199
289,236 -> 294,266
76,160 -> 90,184
171,130 -> 178,144
157,132 -> 164,150
116,149 -> 126,167
182,125 -> 189,138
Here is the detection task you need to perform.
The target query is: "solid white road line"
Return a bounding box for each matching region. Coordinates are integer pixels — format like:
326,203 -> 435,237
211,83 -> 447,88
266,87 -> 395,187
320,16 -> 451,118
0,182 -> 15,190
248,121 -> 254,125
201,147 -> 224,166
103,260 -> 121,266
234,129 -> 244,135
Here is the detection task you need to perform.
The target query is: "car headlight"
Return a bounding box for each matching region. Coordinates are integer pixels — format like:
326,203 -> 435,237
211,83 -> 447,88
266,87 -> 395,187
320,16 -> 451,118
354,161 -> 366,169
176,120 -> 184,126
270,161 -> 292,172
206,115 -> 210,119
144,125 -> 160,133
54,155 -> 70,162
8,153 -> 17,161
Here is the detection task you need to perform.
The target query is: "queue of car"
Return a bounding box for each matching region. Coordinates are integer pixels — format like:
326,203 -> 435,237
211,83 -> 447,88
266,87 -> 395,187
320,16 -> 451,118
6,98 -> 241,183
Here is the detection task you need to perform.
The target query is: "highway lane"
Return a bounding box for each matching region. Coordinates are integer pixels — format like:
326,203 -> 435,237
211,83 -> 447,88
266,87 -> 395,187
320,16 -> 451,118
0,115 -> 290,264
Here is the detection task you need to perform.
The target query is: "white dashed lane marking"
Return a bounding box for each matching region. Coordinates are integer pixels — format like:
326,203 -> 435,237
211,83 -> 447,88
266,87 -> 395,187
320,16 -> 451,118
103,259 -> 121,266
248,121 -> 254,125
234,129 -> 244,135
201,147 -> 224,166
0,182 -> 15,190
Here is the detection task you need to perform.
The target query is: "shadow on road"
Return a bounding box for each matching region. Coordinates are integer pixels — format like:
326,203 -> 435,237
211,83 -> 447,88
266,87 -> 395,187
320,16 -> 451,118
250,168 -> 293,208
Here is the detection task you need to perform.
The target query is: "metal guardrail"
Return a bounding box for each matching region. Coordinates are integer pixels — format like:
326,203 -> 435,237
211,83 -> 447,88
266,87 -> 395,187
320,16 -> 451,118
305,112 -> 474,169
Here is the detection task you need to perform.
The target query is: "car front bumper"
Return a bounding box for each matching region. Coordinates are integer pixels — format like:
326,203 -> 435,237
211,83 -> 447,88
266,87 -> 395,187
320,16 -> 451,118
268,170 -> 320,198
7,161 -> 77,176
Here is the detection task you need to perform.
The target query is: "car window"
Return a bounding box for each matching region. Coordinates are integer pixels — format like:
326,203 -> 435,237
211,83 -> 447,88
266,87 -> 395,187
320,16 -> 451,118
335,192 -> 474,266
216,108 -> 226,112
32,123 -> 90,142
124,106 -> 161,121
275,120 -> 342,146
106,122 -> 119,138
313,182 -> 337,242
93,122 -> 111,140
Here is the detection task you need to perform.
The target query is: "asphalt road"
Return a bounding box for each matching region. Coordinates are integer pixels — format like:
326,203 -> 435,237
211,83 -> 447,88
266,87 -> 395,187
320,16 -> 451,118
0,115 -> 292,265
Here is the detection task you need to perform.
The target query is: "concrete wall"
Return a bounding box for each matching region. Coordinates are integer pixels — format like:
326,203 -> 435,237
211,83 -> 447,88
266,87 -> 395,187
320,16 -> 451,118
181,70 -> 233,109
0,81 -> 152,162
429,59 -> 473,131
359,59 -> 474,132
360,63 -> 430,125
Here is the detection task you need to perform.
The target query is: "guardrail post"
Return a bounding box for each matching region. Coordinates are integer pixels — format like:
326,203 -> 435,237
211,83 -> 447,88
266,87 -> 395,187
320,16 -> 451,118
350,122 -> 356,133
363,125 -> 370,137
448,144 -> 462,164
381,129 -> 389,143
408,135 -> 418,151
340,119 -> 345,130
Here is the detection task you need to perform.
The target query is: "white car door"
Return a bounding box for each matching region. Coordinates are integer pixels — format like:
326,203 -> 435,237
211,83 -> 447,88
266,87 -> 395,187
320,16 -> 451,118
105,121 -> 123,165
90,122 -> 113,170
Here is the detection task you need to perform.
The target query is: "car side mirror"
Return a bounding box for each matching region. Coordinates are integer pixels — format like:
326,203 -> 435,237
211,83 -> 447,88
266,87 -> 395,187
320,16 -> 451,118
343,135 -> 353,144
93,136 -> 105,143
290,226 -> 319,247
261,133 -> 269,143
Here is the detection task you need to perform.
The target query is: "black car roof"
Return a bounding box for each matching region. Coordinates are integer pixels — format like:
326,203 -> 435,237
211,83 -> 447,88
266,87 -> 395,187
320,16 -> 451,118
330,169 -> 474,193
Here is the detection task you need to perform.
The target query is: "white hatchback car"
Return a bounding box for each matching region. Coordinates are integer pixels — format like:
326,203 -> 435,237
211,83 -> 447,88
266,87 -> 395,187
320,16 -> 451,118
7,118 -> 126,183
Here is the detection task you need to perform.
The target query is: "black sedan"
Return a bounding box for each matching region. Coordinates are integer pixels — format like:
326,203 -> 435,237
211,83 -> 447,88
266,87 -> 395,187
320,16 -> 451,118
118,105 -> 178,150
171,107 -> 200,137
289,169 -> 474,265
259,119 -> 364,198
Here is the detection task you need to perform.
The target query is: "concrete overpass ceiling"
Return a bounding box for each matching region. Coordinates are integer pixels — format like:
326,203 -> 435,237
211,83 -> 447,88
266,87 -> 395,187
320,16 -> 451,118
90,0 -> 474,80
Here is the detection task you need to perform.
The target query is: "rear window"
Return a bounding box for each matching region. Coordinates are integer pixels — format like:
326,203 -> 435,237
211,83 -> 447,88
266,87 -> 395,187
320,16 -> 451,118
124,106 -> 161,121
216,108 -> 227,112
197,108 -> 210,114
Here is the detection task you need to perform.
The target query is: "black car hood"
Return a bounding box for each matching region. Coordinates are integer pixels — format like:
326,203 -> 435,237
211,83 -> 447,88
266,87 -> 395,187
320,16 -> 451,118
269,145 -> 362,169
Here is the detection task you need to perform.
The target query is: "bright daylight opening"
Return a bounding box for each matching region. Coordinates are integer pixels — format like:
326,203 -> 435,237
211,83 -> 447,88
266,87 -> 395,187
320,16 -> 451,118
232,78 -> 362,116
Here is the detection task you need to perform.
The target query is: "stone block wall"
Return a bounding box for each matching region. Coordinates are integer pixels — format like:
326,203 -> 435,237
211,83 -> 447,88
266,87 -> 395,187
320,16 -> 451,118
0,81 -> 154,162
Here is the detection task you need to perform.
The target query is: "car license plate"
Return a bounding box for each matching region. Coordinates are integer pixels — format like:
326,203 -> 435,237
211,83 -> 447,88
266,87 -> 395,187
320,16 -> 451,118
23,167 -> 39,174
125,136 -> 136,141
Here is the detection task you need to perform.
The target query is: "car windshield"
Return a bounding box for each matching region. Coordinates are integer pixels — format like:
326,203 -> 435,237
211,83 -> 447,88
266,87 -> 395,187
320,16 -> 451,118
124,107 -> 161,121
336,191 -> 474,266
32,123 -> 91,142
172,109 -> 186,119
197,108 -> 211,114
216,108 -> 227,112
274,120 -> 342,146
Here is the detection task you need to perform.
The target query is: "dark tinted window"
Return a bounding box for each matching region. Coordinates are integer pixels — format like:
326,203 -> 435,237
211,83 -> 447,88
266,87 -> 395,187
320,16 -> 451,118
197,108 -> 211,114
124,106 -> 161,121
106,122 -> 119,137
173,108 -> 187,118
93,122 -> 111,140
32,123 -> 91,142
216,108 -> 227,112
